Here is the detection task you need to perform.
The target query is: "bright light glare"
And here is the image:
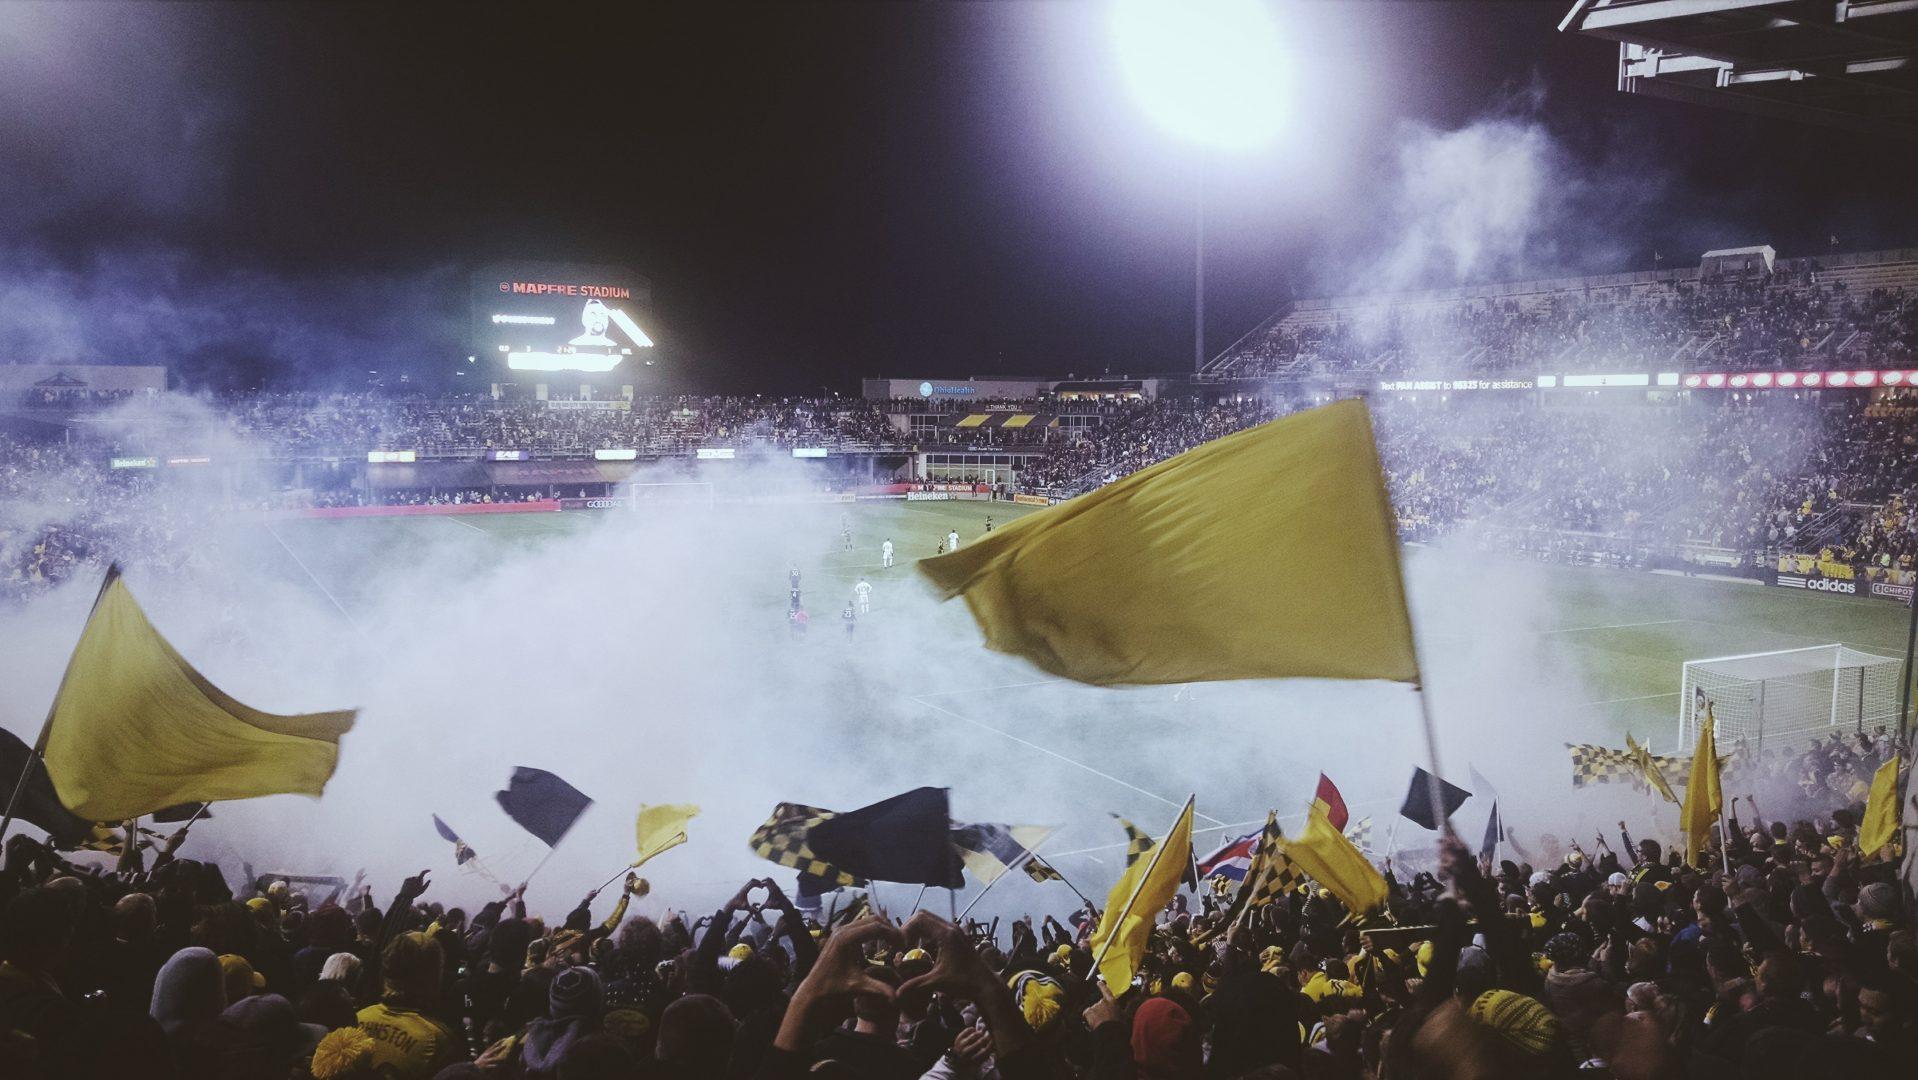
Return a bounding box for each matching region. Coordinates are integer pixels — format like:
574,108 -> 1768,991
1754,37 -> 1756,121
1111,0 -> 1287,150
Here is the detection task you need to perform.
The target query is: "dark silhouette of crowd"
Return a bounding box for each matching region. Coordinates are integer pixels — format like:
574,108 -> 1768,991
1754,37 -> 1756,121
0,728 -> 1910,1079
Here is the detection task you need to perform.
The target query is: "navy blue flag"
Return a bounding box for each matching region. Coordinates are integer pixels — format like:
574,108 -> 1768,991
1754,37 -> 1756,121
495,767 -> 593,847
0,728 -> 93,844
808,786 -> 965,889
1398,767 -> 1471,831
152,803 -> 211,824
1481,802 -> 1504,860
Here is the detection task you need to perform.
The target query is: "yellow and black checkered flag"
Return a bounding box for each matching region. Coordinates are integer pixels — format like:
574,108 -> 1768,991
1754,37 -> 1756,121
1346,817 -> 1374,855
1114,813 -> 1198,886
1235,811 -> 1306,915
1024,855 -> 1064,883
749,802 -> 861,890
1115,815 -> 1156,867
1569,743 -> 1720,794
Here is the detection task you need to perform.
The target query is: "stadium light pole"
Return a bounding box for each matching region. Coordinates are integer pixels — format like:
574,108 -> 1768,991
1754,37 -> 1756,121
1110,0 -> 1287,371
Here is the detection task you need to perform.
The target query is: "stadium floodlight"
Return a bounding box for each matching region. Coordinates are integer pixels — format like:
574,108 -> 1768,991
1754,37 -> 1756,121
1109,0 -> 1287,150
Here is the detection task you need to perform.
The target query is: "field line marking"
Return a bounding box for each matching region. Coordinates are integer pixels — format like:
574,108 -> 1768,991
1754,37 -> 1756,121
1540,619 -> 1684,636
915,679 -> 1056,699
265,523 -> 361,628
444,516 -> 489,533
908,695 -> 1225,827
1576,691 -> 1679,707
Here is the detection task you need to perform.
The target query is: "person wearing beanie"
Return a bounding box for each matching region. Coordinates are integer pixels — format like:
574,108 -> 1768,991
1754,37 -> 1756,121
1468,988 -> 1561,1057
219,991 -> 322,1079
150,945 -> 229,1077
353,932 -> 461,1079
309,1025 -> 376,1080
1009,969 -> 1066,1035
517,965 -> 605,1078
220,952 -> 266,1003
1131,996 -> 1202,1079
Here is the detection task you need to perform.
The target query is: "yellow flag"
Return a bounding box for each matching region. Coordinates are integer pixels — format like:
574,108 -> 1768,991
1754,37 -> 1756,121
920,399 -> 1418,686
1859,757 -> 1900,859
1089,799 -> 1194,991
1284,804 -> 1388,916
633,803 -> 700,868
1626,733 -> 1679,804
1679,707 -> 1723,864
40,567 -> 357,822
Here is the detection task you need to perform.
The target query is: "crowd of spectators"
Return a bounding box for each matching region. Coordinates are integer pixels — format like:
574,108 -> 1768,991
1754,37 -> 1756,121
1213,273 -> 1918,381
206,396 -> 912,458
11,387 -> 1918,599
0,727 -> 1909,1079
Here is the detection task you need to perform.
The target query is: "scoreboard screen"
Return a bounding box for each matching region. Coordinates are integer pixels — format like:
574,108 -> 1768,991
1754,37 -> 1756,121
473,263 -> 653,374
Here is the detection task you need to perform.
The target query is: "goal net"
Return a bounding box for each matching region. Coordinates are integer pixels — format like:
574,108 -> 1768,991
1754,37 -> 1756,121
624,481 -> 716,508
1678,644 -> 1904,753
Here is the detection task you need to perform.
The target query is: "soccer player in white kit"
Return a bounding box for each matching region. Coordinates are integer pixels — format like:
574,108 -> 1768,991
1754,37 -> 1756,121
947,529 -> 959,551
854,576 -> 872,614
881,539 -> 894,568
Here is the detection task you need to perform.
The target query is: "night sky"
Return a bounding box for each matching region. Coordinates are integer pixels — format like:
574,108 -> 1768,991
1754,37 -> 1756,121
1,2 -> 1912,392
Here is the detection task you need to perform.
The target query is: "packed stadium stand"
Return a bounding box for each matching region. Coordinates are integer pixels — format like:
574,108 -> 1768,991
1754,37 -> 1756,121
1202,247 -> 1918,381
6,245 -> 1918,602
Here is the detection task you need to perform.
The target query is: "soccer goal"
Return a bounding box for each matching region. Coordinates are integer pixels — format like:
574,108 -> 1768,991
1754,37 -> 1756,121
1678,644 -> 1905,753
625,480 -> 717,508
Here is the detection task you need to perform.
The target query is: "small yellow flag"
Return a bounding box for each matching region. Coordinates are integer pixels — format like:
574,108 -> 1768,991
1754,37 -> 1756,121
1679,707 -> 1723,865
1859,757 -> 1900,859
1283,804 -> 1388,916
40,567 -> 356,822
633,803 -> 700,868
920,399 -> 1419,687
1627,732 -> 1679,804
1089,799 -> 1194,991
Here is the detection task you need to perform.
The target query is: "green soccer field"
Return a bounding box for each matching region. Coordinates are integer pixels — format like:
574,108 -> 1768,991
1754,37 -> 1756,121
239,500 -> 1911,896
262,499 -> 1910,755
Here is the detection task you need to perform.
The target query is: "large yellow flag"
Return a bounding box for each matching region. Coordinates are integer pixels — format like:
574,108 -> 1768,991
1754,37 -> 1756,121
1679,707 -> 1723,865
39,567 -> 357,822
1089,799 -> 1194,990
919,399 -> 1418,686
1859,757 -> 1900,859
1284,803 -> 1388,916
633,803 -> 700,868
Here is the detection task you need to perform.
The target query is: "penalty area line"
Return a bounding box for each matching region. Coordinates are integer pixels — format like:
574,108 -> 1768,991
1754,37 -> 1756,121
908,695 -> 1225,828
265,523 -> 361,629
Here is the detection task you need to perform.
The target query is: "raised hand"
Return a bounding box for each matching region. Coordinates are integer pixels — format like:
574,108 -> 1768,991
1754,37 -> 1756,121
1083,979 -> 1122,1031
947,1024 -> 993,1074
773,917 -> 906,1052
399,870 -> 431,903
898,912 -> 1001,1008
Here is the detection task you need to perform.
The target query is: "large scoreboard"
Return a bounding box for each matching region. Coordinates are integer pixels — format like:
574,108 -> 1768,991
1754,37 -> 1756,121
472,262 -> 653,375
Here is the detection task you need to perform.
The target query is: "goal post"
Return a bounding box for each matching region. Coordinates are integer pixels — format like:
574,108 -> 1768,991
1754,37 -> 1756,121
624,480 -> 717,508
1678,644 -> 1904,754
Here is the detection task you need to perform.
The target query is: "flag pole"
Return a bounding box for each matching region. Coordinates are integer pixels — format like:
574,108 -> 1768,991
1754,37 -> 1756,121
957,839 -> 1055,922
0,564 -> 121,843
1040,861 -> 1095,911
591,863 -> 634,896
1364,399 -> 1453,839
1897,588 -> 1917,746
907,883 -> 928,916
1087,794 -> 1193,984
520,845 -> 560,890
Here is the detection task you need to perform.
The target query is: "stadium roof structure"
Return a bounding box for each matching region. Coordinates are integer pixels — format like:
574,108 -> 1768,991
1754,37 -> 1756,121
1560,0 -> 1918,139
